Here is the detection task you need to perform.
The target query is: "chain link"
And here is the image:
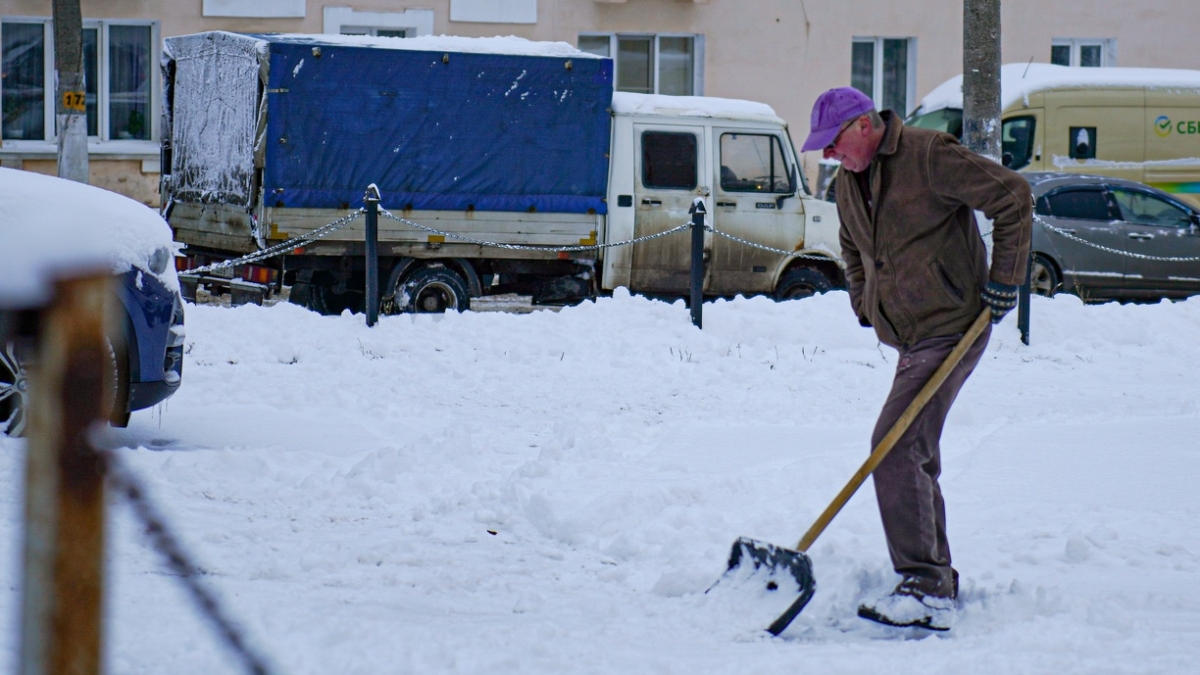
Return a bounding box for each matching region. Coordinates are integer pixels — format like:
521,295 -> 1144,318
705,225 -> 843,263
378,208 -> 692,252
188,210 -> 366,275
101,450 -> 277,675
1038,215 -> 1200,262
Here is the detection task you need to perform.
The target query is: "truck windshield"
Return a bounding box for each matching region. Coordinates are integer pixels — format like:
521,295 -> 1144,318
906,108 -> 963,139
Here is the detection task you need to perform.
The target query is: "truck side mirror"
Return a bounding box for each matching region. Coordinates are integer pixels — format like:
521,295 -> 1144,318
776,165 -> 798,209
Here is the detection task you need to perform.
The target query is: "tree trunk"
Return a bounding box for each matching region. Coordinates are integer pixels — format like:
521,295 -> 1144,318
53,0 -> 89,183
962,0 -> 1002,162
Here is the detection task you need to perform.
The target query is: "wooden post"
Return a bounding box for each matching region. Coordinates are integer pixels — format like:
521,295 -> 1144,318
20,273 -> 113,675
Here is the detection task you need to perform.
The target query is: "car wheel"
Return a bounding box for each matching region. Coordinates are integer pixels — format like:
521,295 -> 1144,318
1,340 -> 32,437
1030,254 -> 1061,297
774,266 -> 833,301
1,335 -> 125,437
393,265 -> 470,313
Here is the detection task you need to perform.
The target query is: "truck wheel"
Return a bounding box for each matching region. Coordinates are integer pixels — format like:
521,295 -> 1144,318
394,265 -> 470,313
775,267 -> 833,301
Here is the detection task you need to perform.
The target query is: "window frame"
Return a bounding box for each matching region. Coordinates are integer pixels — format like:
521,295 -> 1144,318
1050,38 -> 1117,67
1109,186 -> 1196,229
640,130 -> 699,190
851,36 -> 918,116
0,16 -> 159,145
718,132 -> 791,194
577,32 -> 705,96
322,7 -> 433,37
1043,186 -> 1118,222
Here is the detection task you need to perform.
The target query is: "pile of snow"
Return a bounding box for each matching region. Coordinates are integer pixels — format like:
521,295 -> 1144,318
0,168 -> 178,309
917,63 -> 1200,114
2,291 -> 1199,673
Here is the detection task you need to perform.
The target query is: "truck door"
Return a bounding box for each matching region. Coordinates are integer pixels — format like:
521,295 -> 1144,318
630,125 -> 710,294
708,130 -> 805,295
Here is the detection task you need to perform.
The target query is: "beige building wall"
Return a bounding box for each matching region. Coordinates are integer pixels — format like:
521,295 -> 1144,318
4,0 -> 1199,201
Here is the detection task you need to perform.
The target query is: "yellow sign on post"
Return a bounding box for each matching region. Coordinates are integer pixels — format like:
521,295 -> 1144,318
61,90 -> 86,112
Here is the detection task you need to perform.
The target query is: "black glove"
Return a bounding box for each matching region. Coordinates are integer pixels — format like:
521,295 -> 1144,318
981,281 -> 1019,323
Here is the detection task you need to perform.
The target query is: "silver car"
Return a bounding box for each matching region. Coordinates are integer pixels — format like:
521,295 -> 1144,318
1027,173 -> 1200,301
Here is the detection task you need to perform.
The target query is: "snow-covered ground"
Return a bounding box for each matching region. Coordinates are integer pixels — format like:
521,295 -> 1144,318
3,291 -> 1199,674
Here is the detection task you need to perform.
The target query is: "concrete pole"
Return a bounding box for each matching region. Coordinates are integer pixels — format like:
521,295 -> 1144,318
20,273 -> 113,675
962,0 -> 1002,161
53,0 -> 89,183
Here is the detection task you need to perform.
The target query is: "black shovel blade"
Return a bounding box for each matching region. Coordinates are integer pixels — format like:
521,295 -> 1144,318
718,537 -> 816,636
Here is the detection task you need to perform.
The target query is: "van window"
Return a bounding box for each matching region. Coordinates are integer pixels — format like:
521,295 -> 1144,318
907,107 -> 963,139
1111,188 -> 1193,228
720,133 -> 790,193
641,131 -> 698,190
1045,188 -> 1113,221
1001,116 -> 1036,170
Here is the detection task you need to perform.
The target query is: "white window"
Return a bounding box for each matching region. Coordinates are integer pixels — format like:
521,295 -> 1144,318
450,0 -> 537,24
578,34 -> 704,96
202,0 -> 304,18
323,7 -> 434,37
1,18 -> 157,142
1051,38 -> 1116,67
851,37 -> 917,116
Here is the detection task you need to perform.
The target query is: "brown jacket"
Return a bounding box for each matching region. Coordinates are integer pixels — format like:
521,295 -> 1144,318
836,112 -> 1032,348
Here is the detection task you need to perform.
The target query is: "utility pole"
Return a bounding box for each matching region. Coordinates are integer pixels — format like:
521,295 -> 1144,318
53,0 -> 89,183
962,0 -> 1001,160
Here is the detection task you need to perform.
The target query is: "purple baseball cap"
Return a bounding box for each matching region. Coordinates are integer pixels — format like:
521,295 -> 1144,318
800,87 -> 876,152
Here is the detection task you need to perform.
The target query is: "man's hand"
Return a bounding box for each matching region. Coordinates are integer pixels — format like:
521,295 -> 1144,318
981,281 -> 1020,323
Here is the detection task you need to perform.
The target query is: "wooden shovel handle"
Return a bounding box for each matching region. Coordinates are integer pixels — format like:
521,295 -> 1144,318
794,307 -> 992,552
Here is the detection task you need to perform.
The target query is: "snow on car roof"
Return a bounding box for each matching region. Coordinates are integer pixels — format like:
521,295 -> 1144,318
0,168 -> 178,310
611,92 -> 783,124
918,63 -> 1200,114
241,32 -> 602,59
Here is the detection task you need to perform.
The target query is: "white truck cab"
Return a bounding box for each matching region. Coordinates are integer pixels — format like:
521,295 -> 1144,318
604,93 -> 842,298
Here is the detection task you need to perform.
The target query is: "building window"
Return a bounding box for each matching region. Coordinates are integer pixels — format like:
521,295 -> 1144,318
322,8 -> 433,38
1051,38 -> 1116,67
851,37 -> 917,116
578,34 -> 704,96
1,18 -> 156,142
450,0 -> 537,24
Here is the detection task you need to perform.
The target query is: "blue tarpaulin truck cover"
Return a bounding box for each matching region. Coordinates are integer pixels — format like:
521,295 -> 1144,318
165,33 -> 614,214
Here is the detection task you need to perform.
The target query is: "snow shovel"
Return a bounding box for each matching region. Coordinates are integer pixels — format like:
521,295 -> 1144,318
718,307 -> 992,636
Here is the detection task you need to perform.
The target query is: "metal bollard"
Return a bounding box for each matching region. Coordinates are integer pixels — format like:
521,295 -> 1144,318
364,184 -> 381,327
1017,252 -> 1031,345
688,198 -> 707,329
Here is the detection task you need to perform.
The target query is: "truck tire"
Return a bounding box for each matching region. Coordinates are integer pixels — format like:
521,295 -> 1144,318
393,265 -> 470,314
775,266 -> 833,302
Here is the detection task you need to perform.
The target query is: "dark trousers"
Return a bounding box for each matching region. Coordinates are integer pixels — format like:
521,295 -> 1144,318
870,325 -> 990,598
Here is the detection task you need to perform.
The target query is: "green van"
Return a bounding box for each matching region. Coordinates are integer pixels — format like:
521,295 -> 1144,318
908,63 -> 1200,209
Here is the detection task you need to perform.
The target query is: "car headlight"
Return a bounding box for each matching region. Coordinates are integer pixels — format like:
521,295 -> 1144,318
148,246 -> 172,275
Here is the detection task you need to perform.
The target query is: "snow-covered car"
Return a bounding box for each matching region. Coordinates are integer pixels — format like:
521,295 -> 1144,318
0,168 -> 185,436
1026,172 -> 1200,302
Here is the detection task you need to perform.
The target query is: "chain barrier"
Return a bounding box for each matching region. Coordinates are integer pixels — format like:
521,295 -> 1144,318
101,449 -> 277,675
378,208 -> 691,252
705,225 -> 842,262
184,203 -> 847,277
1037,215 -> 1200,262
187,209 -> 366,275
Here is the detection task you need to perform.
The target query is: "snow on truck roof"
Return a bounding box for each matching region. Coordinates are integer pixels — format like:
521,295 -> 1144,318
611,92 -> 783,124
918,63 -> 1200,114
199,32 -> 603,59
